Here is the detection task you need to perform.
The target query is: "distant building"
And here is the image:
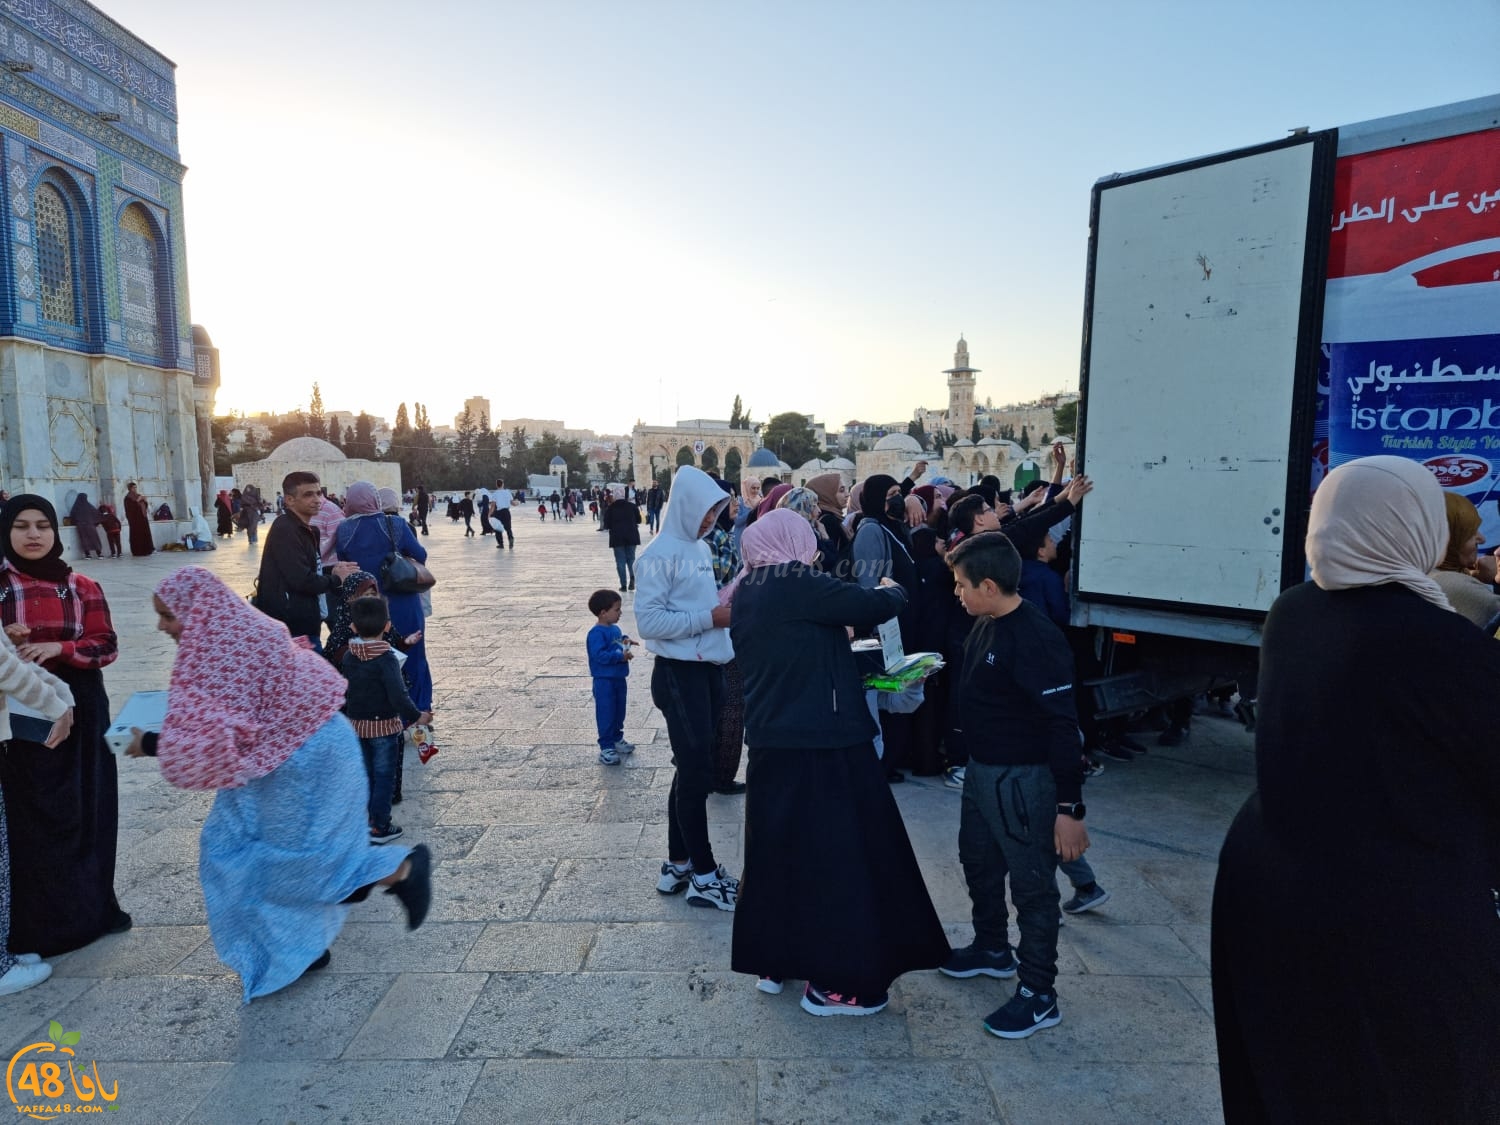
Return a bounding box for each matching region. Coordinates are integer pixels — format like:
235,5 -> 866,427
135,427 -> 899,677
0,0 -> 211,530
233,436 -> 399,502
632,421 -> 762,487
455,396 -> 492,430
499,418 -> 596,444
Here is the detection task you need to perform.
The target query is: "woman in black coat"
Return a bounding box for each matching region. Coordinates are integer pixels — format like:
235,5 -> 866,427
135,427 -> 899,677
602,487 -> 642,591
1211,456 -> 1500,1122
728,510 -> 948,1016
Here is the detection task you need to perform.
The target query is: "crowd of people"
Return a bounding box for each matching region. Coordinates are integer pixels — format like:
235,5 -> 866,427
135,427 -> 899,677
1,448 -> 1495,1122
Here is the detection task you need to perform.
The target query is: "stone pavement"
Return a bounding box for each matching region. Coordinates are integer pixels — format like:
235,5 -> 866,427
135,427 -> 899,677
0,508 -> 1250,1123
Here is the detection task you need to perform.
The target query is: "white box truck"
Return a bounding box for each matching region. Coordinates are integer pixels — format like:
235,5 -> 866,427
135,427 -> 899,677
1071,94 -> 1500,719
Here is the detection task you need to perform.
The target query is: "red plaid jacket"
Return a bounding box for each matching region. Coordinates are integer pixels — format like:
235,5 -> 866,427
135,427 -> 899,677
0,562 -> 118,669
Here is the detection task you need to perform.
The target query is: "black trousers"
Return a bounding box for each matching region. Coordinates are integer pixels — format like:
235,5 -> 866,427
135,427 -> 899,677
651,657 -> 724,875
494,508 -> 514,546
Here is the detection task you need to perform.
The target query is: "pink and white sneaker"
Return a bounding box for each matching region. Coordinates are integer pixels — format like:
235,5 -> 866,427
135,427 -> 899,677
799,982 -> 888,1016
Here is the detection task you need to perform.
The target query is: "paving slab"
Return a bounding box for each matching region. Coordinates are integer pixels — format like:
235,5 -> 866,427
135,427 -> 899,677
459,1058 -> 753,1124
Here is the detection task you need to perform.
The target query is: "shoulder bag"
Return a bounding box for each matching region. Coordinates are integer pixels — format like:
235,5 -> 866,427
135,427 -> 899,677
377,515 -> 435,595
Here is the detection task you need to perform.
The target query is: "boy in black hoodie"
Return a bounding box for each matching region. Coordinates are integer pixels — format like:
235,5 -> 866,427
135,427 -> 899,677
342,595 -> 429,845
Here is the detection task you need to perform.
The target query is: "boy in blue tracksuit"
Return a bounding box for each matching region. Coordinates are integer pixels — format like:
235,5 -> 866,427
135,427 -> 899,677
587,589 -> 636,765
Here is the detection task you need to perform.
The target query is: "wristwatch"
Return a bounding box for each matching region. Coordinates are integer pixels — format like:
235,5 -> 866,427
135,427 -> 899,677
1056,802 -> 1086,820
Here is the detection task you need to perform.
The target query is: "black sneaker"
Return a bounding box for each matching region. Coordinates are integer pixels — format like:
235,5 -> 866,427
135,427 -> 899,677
385,844 -> 431,930
938,942 -> 1018,979
1097,740 -> 1136,763
983,984 -> 1061,1039
370,824 -> 403,845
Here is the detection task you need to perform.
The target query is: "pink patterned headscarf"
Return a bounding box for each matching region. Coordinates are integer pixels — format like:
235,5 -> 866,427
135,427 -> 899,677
154,567 -> 349,790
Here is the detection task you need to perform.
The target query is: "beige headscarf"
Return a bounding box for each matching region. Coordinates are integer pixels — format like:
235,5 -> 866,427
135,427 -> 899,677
1306,455 -> 1452,610
805,472 -> 845,516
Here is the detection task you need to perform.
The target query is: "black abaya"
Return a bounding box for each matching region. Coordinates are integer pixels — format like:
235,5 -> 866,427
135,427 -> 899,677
731,742 -> 948,996
0,666 -> 126,956
1212,582 -> 1500,1123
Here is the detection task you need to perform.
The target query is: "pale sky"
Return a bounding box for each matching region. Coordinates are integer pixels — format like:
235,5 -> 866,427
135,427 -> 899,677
103,0 -> 1500,434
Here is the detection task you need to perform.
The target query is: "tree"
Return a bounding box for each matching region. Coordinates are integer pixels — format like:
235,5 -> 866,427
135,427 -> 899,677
307,383 -> 326,442
454,406 -> 477,478
1040,432 -> 1051,447
1053,400 -> 1078,437
268,410 -> 309,446
1018,425 -> 1030,452
729,395 -> 744,429
355,412 -> 375,460
907,418 -> 927,447
392,403 -> 411,446
971,419 -> 982,443
324,421 -> 341,454
473,412 -> 500,483
343,424 -> 356,453
759,412 -> 820,468
210,415 -> 233,476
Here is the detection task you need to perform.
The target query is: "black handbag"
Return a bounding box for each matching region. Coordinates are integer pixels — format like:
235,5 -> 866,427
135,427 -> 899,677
378,516 -> 425,595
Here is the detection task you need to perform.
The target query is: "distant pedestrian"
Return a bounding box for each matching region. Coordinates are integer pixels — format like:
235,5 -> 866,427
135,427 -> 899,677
123,482 -> 153,556
128,567 -> 432,1002
98,505 -> 122,558
586,590 -> 636,765
459,492 -> 475,537
69,493 -> 104,560
491,479 -> 515,548
603,485 -> 642,591
538,501 -> 548,521
414,486 -> 430,536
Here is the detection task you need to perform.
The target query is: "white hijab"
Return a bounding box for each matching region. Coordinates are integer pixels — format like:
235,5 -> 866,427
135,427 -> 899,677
1306,455 -> 1452,610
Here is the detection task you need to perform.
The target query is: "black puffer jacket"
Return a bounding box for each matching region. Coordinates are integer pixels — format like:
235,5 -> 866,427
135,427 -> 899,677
604,498 -> 642,548
730,565 -> 905,750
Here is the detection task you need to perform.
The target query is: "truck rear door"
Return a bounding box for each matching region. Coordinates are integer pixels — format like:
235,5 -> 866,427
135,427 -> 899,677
1073,131 -> 1337,634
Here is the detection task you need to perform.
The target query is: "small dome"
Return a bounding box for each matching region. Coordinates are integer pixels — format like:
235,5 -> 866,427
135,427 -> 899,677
777,460 -> 792,472
953,438 -> 974,448
746,447 -> 781,468
191,324 -> 214,347
873,432 -> 923,453
548,455 -> 567,467
796,458 -> 828,474
265,436 -> 346,462
827,457 -> 855,470
976,436 -> 1002,446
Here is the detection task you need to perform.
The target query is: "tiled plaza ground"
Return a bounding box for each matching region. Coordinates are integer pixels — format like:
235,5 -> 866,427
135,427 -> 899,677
0,507 -> 1250,1123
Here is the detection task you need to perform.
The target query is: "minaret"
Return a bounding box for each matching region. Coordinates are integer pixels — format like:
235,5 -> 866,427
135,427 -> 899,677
943,335 -> 979,438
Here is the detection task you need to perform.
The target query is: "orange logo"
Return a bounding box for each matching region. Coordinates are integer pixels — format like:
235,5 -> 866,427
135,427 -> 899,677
5,1021 -> 120,1119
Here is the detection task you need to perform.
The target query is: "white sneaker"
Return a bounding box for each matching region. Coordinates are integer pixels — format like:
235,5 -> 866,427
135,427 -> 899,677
656,861 -> 691,895
757,977 -> 784,994
0,960 -> 51,996
685,866 -> 739,912
15,953 -> 41,966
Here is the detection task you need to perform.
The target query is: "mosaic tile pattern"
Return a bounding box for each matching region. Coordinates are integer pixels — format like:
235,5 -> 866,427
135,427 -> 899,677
116,201 -> 159,357
0,0 -> 177,115
34,179 -> 73,322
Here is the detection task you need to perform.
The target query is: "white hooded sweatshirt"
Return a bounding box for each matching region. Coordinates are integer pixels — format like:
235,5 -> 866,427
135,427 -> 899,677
634,465 -> 733,664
